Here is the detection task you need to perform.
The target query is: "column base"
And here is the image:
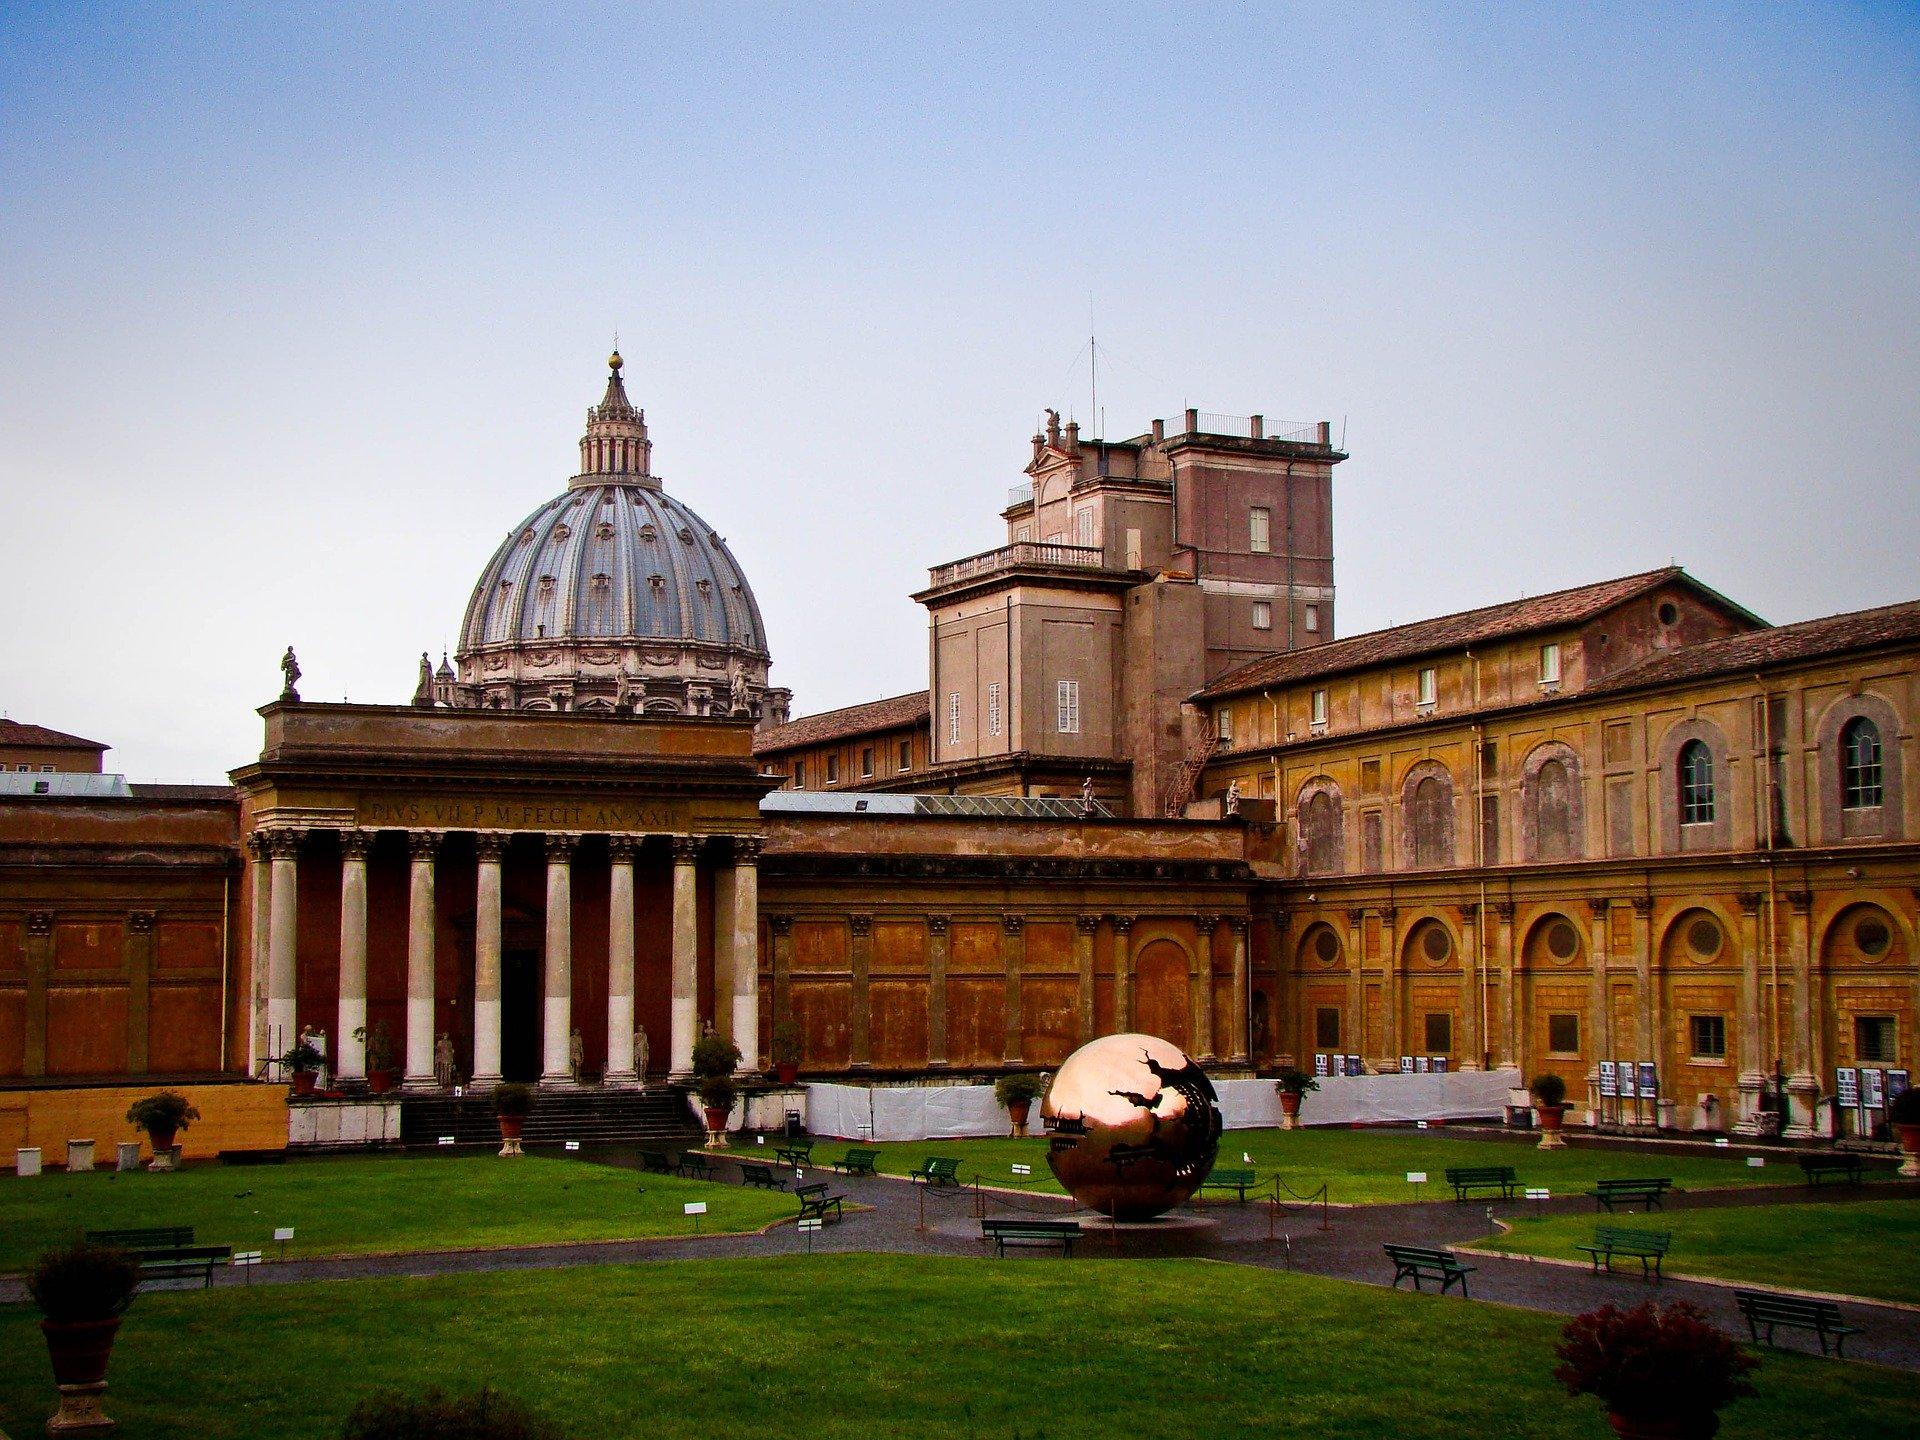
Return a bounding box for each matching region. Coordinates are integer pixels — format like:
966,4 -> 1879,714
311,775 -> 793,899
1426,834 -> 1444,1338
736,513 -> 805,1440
469,1072 -> 504,1091
401,1075 -> 439,1093
537,1073 -> 581,1091
1229,1050 -> 1251,1065
601,1069 -> 641,1089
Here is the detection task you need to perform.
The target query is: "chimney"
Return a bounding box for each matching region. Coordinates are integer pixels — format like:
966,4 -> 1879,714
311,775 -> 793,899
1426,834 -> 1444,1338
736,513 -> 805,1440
1064,419 -> 1080,454
1151,418 -> 1165,443
1317,420 -> 1332,446
1250,414 -> 1264,440
1184,407 -> 1198,435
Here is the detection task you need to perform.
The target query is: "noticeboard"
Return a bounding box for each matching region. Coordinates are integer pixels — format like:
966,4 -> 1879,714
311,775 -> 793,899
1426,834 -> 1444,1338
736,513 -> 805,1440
1598,1061 -> 1618,1098
1835,1067 -> 1859,1108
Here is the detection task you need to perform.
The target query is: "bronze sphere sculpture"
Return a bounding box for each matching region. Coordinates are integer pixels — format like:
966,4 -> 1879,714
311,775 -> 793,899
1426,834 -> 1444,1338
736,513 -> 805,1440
1041,1033 -> 1223,1220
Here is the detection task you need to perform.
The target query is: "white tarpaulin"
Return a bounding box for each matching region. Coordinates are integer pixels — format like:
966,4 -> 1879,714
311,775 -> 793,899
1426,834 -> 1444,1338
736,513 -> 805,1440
804,1068 -> 1518,1140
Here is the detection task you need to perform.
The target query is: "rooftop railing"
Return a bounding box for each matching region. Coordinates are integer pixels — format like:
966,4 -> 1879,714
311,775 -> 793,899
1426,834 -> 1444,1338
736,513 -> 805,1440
1006,482 -> 1033,508
926,541 -> 1107,589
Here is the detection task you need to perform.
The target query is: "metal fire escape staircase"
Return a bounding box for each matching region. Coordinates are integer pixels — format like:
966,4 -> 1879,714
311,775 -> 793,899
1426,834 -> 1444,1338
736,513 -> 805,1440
1163,732 -> 1219,818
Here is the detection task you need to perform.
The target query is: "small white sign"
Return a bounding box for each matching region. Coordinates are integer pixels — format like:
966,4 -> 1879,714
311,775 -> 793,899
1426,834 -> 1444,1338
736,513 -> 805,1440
1714,1137 -> 1730,1148
798,1218 -> 823,1232
564,1141 -> 580,1152
1406,1171 -> 1427,1184
757,1134 -> 766,1145
232,1251 -> 262,1266
273,1227 -> 295,1242
1416,1120 -> 1429,1130
453,1086 -> 464,1098
1011,1163 -> 1031,1176
684,1202 -> 708,1216
1746,1156 -> 1765,1168
437,1136 -> 456,1146
1525,1187 -> 1551,1201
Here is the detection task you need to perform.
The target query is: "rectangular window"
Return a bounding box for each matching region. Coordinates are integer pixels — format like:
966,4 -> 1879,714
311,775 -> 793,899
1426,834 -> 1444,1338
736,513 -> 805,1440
825,754 -> 839,784
1417,667 -> 1437,708
947,692 -> 960,744
1075,508 -> 1094,545
1015,525 -> 1031,543
1480,740 -> 1498,782
1056,680 -> 1080,734
1310,689 -> 1328,727
1304,603 -> 1319,634
1252,600 -> 1272,631
898,739 -> 912,771
40,764 -> 55,773
860,746 -> 874,778
1423,1013 -> 1452,1055
1540,642 -> 1562,686
1249,506 -> 1271,553
12,764 -> 25,773
1689,1014 -> 1727,1059
793,760 -> 806,788
1856,1015 -> 1896,1064
1548,1013 -> 1580,1056
987,682 -> 1001,737
1315,1007 -> 1341,1049
1216,707 -> 1233,743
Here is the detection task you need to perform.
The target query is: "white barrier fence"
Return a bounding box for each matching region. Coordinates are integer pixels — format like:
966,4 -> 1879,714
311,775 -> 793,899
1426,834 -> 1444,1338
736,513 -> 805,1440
804,1067 -> 1519,1141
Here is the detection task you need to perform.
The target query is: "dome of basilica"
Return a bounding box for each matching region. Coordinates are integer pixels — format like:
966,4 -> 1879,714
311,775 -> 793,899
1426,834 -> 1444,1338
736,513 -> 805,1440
438,355 -> 790,723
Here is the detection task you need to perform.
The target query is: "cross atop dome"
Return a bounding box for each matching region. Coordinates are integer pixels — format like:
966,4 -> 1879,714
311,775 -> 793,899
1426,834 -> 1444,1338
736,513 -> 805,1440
579,350 -> 651,483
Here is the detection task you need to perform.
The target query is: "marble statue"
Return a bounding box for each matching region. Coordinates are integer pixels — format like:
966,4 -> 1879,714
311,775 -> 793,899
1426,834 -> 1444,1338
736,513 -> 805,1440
569,1028 -> 585,1083
730,667 -> 749,715
279,646 -> 302,702
413,652 -> 434,706
633,1024 -> 649,1082
299,1024 -> 329,1089
1224,779 -> 1241,816
434,1032 -> 456,1088
1080,776 -> 1096,816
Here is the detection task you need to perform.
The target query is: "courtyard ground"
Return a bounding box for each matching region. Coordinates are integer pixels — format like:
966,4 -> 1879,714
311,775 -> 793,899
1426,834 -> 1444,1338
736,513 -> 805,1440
2,1254 -> 1915,1440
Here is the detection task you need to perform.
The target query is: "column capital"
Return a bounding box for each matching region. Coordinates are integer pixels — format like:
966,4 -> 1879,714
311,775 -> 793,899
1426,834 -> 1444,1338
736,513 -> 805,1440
1107,914 -> 1133,935
767,913 -> 793,937
925,915 -> 949,936
849,914 -> 873,938
543,831 -> 580,863
1379,906 -> 1397,925
475,831 -> 510,863
1225,915 -> 1250,936
1458,902 -> 1479,923
408,829 -> 444,861
1075,914 -> 1101,935
26,910 -> 52,936
127,909 -> 156,935
245,831 -> 268,861
340,828 -> 375,861
607,833 -> 641,863
1786,890 -> 1814,915
1195,913 -> 1221,931
1002,914 -> 1025,935
1492,901 -> 1516,922
670,833 -> 701,864
1737,891 -> 1764,917
264,827 -> 304,860
1345,907 -> 1368,927
732,835 -> 764,864
1585,897 -> 1612,919
1629,896 -> 1654,918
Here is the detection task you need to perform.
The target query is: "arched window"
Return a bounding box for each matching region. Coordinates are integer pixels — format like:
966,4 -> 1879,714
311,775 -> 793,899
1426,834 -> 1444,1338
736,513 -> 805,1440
1297,783 -> 1344,876
1678,740 -> 1715,825
1841,717 -> 1884,810
1411,774 -> 1453,867
1528,755 -> 1580,860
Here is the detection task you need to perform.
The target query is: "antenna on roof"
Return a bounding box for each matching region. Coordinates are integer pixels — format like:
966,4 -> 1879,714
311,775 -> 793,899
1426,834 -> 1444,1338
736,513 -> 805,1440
1088,294 -> 1099,442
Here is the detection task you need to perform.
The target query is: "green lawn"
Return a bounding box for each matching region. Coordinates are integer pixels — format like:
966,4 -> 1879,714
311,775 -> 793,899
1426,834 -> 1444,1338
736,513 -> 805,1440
805,1129 -> 1807,1205
1,1255 -> 1909,1439
0,1155 -> 794,1271
1473,1198 -> 1920,1306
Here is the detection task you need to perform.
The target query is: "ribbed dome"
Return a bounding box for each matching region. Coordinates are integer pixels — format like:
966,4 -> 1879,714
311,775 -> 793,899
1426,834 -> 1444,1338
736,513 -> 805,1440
459,485 -> 767,654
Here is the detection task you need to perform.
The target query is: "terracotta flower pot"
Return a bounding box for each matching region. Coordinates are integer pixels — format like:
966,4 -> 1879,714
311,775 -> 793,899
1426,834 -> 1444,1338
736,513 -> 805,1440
703,1106 -> 730,1133
366,1069 -> 396,1095
1279,1091 -> 1303,1130
1896,1122 -> 1920,1179
42,1316 -> 121,1389
1008,1098 -> 1032,1137
1535,1103 -> 1567,1149
147,1125 -> 177,1156
291,1071 -> 317,1096
1608,1409 -> 1719,1439
497,1115 -> 524,1157
776,1061 -> 799,1086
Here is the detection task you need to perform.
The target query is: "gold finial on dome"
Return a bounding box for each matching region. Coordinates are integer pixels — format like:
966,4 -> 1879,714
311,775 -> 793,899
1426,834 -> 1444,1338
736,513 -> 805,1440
608,349 -> 623,372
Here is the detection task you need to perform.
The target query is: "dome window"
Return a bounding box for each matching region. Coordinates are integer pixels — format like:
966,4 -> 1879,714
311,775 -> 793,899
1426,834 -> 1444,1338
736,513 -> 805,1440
596,521 -> 615,540
677,526 -> 694,543
648,573 -> 667,590
696,579 -> 712,598
553,524 -> 571,542
639,525 -> 656,542
519,528 -> 536,545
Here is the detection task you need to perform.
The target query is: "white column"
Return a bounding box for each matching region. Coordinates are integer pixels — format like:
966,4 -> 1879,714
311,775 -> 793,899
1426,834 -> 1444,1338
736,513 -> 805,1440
541,832 -> 578,1087
335,829 -> 372,1082
471,832 -> 507,1087
604,835 -> 640,1086
246,833 -> 271,1076
730,836 -> 762,1072
403,830 -> 441,1090
670,834 -> 700,1077
264,827 -> 301,1080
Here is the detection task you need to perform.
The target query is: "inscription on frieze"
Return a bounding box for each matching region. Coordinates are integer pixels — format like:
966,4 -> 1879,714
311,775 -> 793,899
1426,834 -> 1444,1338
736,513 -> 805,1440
356,796 -> 685,832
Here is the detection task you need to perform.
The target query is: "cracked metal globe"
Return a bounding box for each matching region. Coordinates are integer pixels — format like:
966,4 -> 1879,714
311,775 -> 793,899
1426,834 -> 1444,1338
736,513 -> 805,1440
1041,1033 -> 1223,1221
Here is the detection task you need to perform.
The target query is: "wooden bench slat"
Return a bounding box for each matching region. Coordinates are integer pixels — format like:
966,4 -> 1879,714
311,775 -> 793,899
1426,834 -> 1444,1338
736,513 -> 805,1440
1735,1290 -> 1861,1357
1383,1243 -> 1475,1297
981,1219 -> 1078,1257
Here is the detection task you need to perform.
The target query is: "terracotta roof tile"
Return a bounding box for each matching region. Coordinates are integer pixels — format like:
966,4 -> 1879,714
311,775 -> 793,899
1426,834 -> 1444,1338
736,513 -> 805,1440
0,719 -> 108,751
1590,599 -> 1920,694
754,691 -> 930,755
1196,567 -> 1753,700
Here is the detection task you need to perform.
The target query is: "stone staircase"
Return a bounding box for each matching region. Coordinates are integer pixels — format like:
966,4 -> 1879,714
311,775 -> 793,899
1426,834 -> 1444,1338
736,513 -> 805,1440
398,1086 -> 702,1149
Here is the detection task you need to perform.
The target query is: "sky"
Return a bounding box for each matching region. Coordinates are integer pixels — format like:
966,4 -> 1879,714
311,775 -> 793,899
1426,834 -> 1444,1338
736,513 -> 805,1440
2,3 -> 1916,782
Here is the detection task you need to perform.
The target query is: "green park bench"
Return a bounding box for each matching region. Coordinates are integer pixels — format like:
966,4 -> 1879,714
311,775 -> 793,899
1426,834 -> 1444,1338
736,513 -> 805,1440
1444,1166 -> 1518,1201
1735,1290 -> 1862,1357
1586,1177 -> 1673,1212
1799,1155 -> 1864,1188
1383,1244 -> 1475,1297
135,1245 -> 234,1290
981,1219 -> 1079,1258
1199,1167 -> 1260,1201
794,1182 -> 845,1223
85,1226 -> 194,1253
674,1151 -> 715,1181
738,1162 -> 785,1190
1574,1225 -> 1672,1280
774,1140 -> 814,1167
832,1147 -> 879,1176
638,1151 -> 676,1174
910,1156 -> 962,1187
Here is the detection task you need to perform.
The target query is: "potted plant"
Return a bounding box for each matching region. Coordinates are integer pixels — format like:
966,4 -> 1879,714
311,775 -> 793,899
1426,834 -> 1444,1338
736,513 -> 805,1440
770,1019 -> 803,1086
124,1090 -> 201,1171
493,1082 -> 534,1157
1275,1068 -> 1320,1129
1554,1300 -> 1757,1439
355,1021 -> 398,1094
994,1073 -> 1046,1137
697,1075 -> 737,1145
1532,1072 -> 1569,1149
28,1241 -> 140,1435
691,1032 -> 742,1083
281,1037 -> 325,1096
1891,1085 -> 1920,1179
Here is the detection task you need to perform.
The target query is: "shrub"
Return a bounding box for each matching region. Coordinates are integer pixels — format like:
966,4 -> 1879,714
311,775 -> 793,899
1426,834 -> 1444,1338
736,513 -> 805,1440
342,1386 -> 565,1440
1275,1067 -> 1320,1096
492,1083 -> 535,1118
691,1033 -> 741,1081
125,1090 -> 201,1138
27,1242 -> 140,1324
697,1075 -> 737,1114
1531,1073 -> 1568,1108
994,1073 -> 1046,1108
1890,1085 -> 1920,1127
1554,1301 -> 1756,1422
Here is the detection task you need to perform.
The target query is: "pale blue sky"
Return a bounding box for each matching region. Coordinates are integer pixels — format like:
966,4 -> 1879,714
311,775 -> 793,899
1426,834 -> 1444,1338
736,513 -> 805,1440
2,3 -> 1916,780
